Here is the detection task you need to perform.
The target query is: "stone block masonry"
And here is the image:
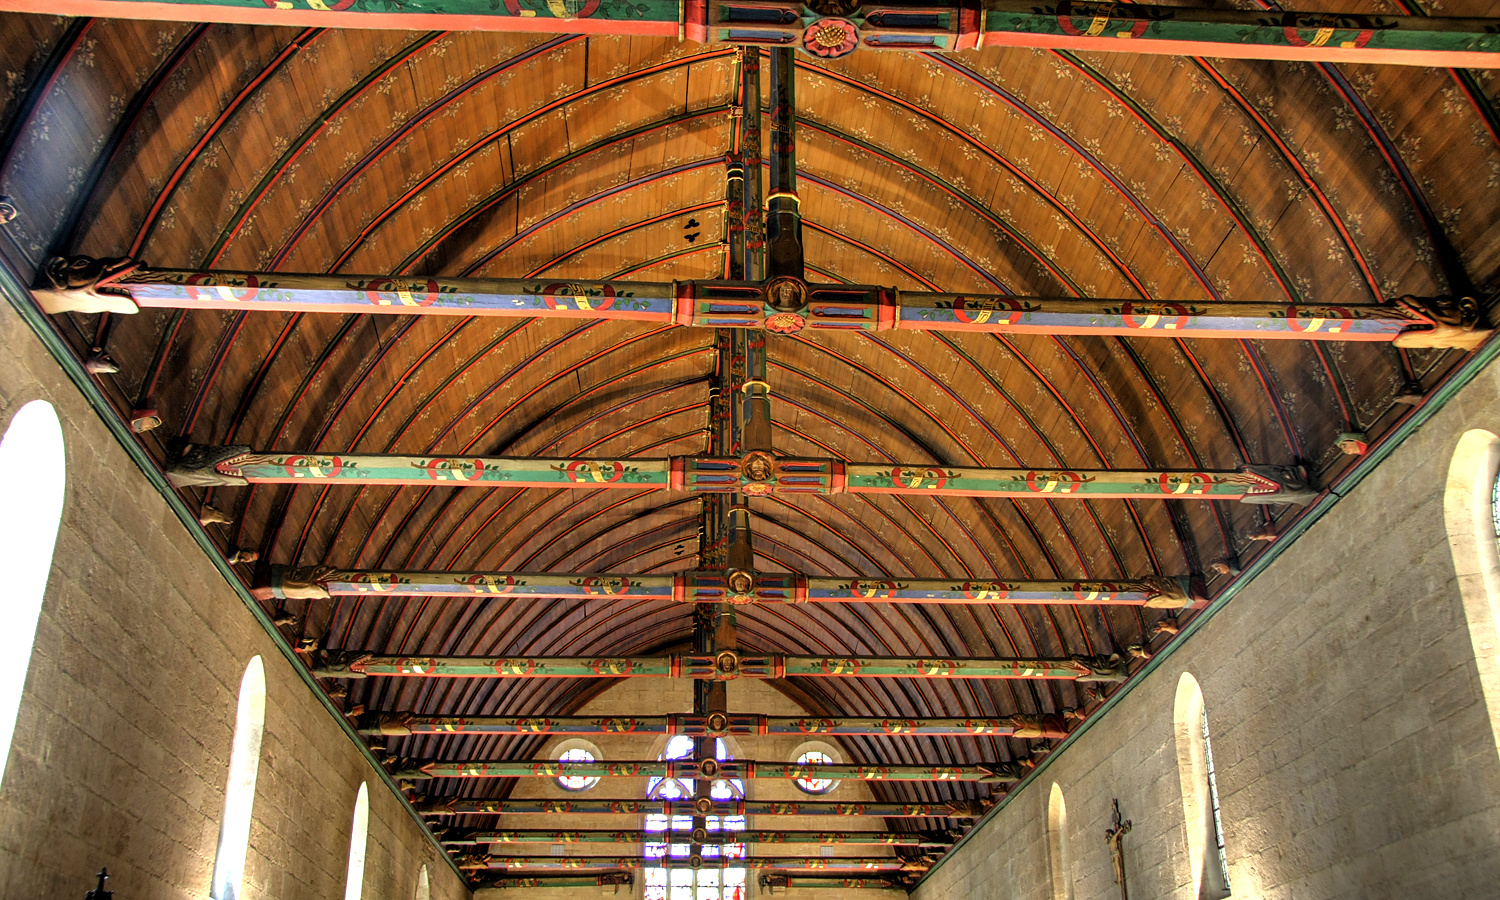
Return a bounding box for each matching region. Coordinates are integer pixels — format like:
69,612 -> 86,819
913,357 -> 1500,900
0,296 -> 468,900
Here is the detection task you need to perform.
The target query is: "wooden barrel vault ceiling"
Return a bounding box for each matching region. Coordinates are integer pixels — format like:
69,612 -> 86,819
3,5 -> 1500,883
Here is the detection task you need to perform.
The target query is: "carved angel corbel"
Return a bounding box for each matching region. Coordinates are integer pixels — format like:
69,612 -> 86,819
976,761 -> 1030,782
1007,712 -> 1070,739
944,798 -> 987,817
451,851 -> 492,870
354,712 -> 413,736
1139,575 -> 1193,609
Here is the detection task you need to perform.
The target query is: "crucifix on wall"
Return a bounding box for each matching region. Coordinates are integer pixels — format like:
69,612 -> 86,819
1105,798 -> 1132,900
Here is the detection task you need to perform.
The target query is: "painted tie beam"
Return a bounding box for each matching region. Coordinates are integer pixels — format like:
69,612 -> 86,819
759,875 -> 908,890
312,649 -> 1143,681
259,564 -> 1198,609
440,829 -> 952,846
393,758 -> 1028,782
459,855 -> 921,871
478,874 -> 632,889
42,260 -> 1475,347
166,443 -> 1317,504
416,798 -> 995,818
360,711 -> 1072,739
4,1 -> 1500,67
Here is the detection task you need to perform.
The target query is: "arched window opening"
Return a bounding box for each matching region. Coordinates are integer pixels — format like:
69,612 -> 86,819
1174,674 -> 1231,899
794,750 -> 836,794
1047,782 -> 1073,900
1445,429 -> 1500,755
209,657 -> 267,900
553,739 -> 603,791
789,740 -> 843,795
644,734 -> 746,900
344,783 -> 370,900
0,400 -> 65,789
414,864 -> 430,900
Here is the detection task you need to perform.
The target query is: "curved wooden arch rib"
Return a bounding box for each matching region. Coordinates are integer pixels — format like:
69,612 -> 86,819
130,27 -> 326,257
1041,50 -> 1302,305
263,34 -> 588,271
268,45 -> 731,274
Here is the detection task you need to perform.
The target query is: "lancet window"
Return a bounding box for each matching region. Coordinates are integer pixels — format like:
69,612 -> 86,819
209,657 -> 266,900
0,400 -> 65,789
1443,430 -> 1500,756
1174,673 -> 1231,900
1046,782 -> 1073,900
643,734 -> 746,900
344,782 -> 370,900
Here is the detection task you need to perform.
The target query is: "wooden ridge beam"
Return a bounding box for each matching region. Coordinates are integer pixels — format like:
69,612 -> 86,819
312,649 -> 1145,681
417,798 -> 993,818
258,564 -> 1199,608
440,829 -> 953,846
5,2 -> 1500,68
39,260 -> 1486,348
164,444 -> 1317,503
359,711 -> 1073,738
396,758 -> 1022,782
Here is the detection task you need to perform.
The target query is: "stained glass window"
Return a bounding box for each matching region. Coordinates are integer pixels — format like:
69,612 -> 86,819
1491,467 -> 1499,543
793,750 -> 837,794
643,734 -> 746,900
556,746 -> 600,791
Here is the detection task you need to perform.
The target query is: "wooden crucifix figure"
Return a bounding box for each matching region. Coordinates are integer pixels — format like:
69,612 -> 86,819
1105,799 -> 1133,900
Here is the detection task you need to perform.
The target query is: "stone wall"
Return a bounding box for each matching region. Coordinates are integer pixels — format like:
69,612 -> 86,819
912,357 -> 1500,900
0,296 -> 469,900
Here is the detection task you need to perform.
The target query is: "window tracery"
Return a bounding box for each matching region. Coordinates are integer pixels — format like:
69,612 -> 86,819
643,734 -> 746,900
793,750 -> 836,794
556,745 -> 600,791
